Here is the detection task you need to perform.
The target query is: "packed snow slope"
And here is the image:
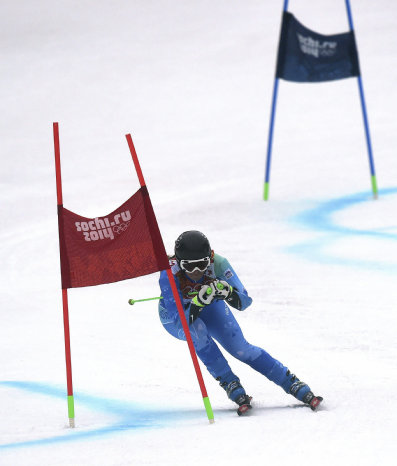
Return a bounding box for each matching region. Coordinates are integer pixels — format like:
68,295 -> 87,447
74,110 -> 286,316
1,1 -> 396,465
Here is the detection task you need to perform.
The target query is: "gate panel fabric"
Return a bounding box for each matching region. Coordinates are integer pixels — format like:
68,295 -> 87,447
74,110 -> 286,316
58,186 -> 169,288
276,12 -> 360,83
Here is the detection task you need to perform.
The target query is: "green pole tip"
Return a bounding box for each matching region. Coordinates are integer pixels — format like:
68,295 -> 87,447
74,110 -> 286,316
263,182 -> 269,201
128,299 -> 135,305
371,175 -> 378,199
203,396 -> 214,422
67,395 -> 75,420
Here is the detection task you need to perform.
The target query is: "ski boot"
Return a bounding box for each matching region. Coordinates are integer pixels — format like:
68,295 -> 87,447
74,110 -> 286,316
283,370 -> 323,410
217,375 -> 252,415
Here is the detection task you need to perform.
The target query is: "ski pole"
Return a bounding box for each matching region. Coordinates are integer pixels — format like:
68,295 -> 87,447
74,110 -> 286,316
128,291 -> 198,306
128,297 -> 162,305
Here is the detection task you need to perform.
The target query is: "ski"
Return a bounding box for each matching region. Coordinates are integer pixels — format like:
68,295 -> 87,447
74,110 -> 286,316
237,396 -> 253,416
309,395 -> 323,411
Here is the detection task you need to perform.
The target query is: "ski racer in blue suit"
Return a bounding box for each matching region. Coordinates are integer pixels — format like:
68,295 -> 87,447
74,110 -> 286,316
158,230 -> 323,414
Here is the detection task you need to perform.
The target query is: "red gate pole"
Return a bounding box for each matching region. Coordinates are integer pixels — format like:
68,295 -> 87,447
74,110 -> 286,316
53,122 -> 75,428
125,134 -> 214,424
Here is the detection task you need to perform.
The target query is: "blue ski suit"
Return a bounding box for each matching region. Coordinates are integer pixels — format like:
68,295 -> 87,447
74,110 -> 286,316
158,253 -> 312,403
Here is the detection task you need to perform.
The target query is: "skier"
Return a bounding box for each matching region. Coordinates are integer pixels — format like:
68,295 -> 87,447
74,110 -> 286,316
158,230 -> 323,415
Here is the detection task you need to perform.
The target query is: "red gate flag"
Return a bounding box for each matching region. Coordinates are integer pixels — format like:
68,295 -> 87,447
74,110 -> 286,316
54,123 -> 214,427
58,186 -> 169,288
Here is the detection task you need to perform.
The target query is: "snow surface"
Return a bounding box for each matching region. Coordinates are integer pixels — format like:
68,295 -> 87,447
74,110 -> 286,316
1,0 -> 397,465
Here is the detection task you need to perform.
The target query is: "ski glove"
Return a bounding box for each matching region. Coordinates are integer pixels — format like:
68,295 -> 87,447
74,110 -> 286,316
213,280 -> 233,300
192,282 -> 217,307
189,282 -> 217,324
214,279 -> 243,310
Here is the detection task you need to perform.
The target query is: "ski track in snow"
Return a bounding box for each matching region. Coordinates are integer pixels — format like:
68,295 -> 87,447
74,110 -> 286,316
0,381 -> 198,450
288,187 -> 397,272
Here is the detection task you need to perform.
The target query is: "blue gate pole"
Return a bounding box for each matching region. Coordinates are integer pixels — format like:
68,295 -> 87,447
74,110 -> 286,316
264,0 -> 289,201
264,78 -> 279,200
345,0 -> 378,199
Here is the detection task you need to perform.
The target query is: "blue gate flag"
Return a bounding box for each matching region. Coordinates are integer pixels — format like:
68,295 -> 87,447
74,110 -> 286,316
276,12 -> 360,82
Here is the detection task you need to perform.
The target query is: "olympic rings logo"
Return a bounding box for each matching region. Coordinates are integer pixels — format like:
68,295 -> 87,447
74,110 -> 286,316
113,221 -> 130,234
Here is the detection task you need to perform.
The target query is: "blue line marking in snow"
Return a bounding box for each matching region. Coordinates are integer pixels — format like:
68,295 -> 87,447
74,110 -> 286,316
0,381 -> 199,450
287,187 -> 397,272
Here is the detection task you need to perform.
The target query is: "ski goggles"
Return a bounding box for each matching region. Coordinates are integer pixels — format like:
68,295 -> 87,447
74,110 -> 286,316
179,257 -> 211,273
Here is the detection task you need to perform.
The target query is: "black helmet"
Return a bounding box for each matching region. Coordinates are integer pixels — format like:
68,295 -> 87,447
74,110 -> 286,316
174,230 -> 211,261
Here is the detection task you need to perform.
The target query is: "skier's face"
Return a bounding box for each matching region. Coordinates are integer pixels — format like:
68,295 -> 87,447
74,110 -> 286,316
185,269 -> 206,281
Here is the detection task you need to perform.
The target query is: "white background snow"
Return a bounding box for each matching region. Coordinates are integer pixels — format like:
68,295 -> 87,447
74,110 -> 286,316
1,0 -> 396,464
